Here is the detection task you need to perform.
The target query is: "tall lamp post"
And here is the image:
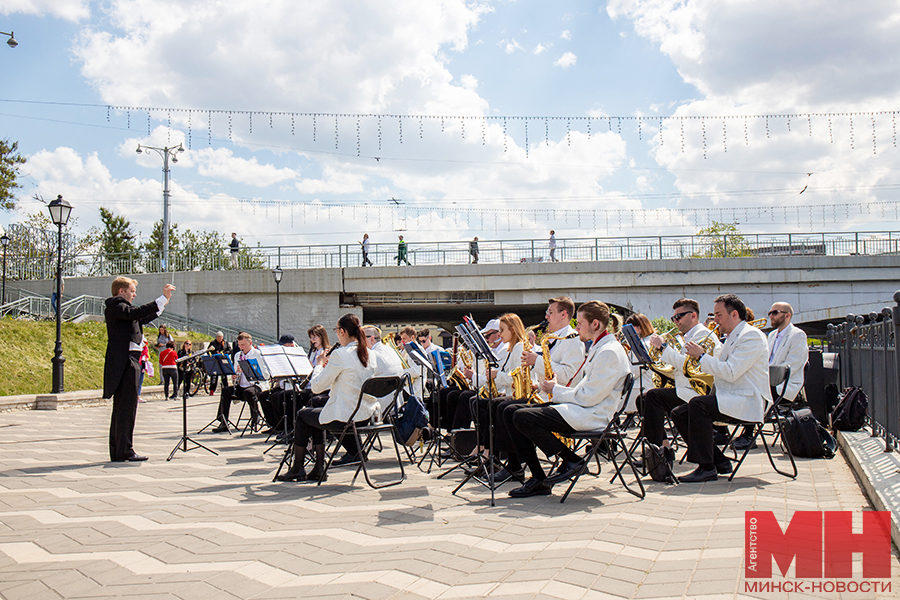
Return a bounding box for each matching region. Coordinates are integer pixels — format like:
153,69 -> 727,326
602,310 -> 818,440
136,143 -> 184,272
48,195 -> 72,394
1,232 -> 8,306
273,266 -> 283,340
0,31 -> 18,48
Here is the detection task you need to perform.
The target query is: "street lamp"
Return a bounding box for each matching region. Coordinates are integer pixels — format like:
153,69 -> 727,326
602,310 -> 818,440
48,194 -> 72,394
273,266 -> 283,340
0,31 -> 17,48
136,143 -> 184,272
1,232 -> 8,306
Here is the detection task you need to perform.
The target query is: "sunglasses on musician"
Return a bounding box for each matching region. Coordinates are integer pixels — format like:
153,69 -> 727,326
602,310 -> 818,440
671,311 -> 691,322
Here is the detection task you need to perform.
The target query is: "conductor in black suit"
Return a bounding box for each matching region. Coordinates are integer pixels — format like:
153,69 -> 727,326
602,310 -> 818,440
104,276 -> 176,462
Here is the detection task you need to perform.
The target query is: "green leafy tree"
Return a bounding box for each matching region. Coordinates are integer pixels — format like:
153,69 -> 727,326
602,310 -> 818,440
142,220 -> 180,272
652,317 -> 676,336
180,228 -> 227,271
0,139 -> 26,211
693,221 -> 753,258
98,208 -> 139,274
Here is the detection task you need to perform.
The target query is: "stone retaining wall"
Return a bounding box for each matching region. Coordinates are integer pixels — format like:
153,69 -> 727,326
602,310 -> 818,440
0,385 -> 166,412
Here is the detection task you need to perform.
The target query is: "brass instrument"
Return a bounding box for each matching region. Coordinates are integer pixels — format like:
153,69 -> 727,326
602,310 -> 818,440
748,317 -> 768,329
382,333 -> 410,369
447,334 -> 472,391
647,326 -> 682,389
539,332 -> 577,400
683,324 -> 719,395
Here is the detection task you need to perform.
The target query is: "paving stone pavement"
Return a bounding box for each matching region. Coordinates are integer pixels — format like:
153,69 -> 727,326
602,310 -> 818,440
0,398 -> 897,600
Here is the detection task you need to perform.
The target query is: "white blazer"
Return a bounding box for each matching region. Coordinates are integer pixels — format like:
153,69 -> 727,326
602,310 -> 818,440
372,342 -> 407,408
311,343 -> 378,423
534,325 -> 585,402
698,320 -> 771,423
768,324 -> 808,401
550,334 -> 630,431
232,347 -> 270,391
661,324 -> 723,402
493,341 -> 525,397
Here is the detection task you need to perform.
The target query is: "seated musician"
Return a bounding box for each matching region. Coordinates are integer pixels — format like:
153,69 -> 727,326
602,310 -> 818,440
398,326 -> 426,401
733,301 -> 808,449
416,328 -> 452,419
506,301 -> 630,497
643,299 -> 722,463
521,297 -> 585,403
212,332 -> 269,433
260,334 -> 302,441
671,293 -> 771,482
306,325 -> 330,380
364,325 -> 406,408
446,318 -> 503,433
472,313 -> 528,481
276,314 -> 378,482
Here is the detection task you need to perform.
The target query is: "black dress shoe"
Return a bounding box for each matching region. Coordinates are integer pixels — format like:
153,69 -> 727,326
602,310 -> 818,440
333,452 -> 362,466
212,424 -> 229,433
679,466 -> 718,483
733,434 -> 757,450
509,477 -> 553,498
275,468 -> 307,482
491,467 -> 525,485
713,431 -> 731,446
545,458 -> 587,485
715,460 -> 733,475
126,454 -> 148,462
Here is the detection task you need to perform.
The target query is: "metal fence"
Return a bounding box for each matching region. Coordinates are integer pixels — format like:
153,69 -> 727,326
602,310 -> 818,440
2,229 -> 899,279
826,293 -> 900,452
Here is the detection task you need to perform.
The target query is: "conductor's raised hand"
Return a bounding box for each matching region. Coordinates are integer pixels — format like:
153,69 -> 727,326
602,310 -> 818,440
162,284 -> 176,300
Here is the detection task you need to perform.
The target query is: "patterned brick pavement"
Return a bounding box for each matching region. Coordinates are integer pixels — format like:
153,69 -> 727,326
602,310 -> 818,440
0,399 -> 897,600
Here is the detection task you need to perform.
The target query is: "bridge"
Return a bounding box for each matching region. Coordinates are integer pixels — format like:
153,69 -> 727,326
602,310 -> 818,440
10,253 -> 898,341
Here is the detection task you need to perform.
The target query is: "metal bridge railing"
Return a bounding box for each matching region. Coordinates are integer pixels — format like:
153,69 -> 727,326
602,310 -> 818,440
826,292 -> 900,452
2,229 -> 898,279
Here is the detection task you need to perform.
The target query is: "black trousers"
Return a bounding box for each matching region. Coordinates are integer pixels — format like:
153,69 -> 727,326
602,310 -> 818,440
293,394 -> 358,453
217,384 -> 262,422
452,390 -> 478,429
161,368 -> 179,399
475,395 -> 523,450
109,352 -> 141,461
509,404 -> 578,480
670,394 -> 729,469
641,387 -> 685,446
180,370 -> 194,397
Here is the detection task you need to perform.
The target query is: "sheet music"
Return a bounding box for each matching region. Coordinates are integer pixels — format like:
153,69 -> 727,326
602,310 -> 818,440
259,345 -> 313,377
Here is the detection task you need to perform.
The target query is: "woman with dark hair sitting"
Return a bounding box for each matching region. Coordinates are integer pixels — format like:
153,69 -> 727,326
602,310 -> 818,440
277,314 -> 378,482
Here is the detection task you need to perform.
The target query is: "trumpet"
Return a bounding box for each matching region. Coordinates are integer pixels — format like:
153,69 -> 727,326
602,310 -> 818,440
748,317 -> 768,329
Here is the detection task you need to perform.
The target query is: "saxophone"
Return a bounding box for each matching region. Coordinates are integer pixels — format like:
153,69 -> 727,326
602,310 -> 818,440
382,333 -> 410,369
539,332 -> 578,400
448,334 -> 471,391
510,339 -> 539,400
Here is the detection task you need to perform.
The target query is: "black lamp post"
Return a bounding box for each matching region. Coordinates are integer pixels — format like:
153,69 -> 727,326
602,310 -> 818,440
1,232 -> 8,306
48,194 -> 72,394
273,266 -> 283,340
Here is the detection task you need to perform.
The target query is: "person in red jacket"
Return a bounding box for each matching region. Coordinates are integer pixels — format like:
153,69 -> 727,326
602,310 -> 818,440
159,340 -> 179,400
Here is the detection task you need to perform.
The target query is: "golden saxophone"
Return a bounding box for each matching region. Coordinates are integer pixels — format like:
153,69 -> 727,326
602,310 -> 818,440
539,332 -> 578,400
683,324 -> 719,395
448,334 -> 472,391
511,339 -> 539,400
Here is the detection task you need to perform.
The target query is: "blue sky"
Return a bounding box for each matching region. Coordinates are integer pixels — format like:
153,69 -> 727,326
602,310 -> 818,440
2,1 -> 900,248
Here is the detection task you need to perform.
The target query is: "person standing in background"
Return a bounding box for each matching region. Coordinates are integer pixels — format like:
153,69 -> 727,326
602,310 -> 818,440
360,233 -> 373,266
229,232 -> 240,269
549,230 -> 558,262
469,237 -> 479,264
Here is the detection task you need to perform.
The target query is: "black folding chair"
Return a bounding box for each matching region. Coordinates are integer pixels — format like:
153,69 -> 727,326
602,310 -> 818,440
318,376 -> 407,489
560,373 -> 646,503
718,365 -> 797,481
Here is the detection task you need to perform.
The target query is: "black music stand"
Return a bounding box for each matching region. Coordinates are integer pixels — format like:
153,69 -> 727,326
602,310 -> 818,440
168,349 -> 223,461
450,315 -> 501,506
197,354 -> 238,434
257,345 -> 313,455
404,342 -> 446,473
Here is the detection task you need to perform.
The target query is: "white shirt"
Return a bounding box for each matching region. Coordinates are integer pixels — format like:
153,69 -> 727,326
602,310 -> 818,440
768,324 -> 809,401
312,342 -> 378,423
535,325 -> 585,402
493,341 -> 525,397
661,323 -> 723,402
128,295 -> 168,352
699,320 -> 771,423
233,346 -> 270,390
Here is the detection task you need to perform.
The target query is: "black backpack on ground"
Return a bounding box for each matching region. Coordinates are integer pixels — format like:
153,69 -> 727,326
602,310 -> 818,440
781,408 -> 835,459
831,386 -> 868,432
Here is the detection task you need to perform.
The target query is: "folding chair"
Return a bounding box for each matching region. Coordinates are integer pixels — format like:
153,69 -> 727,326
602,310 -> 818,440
560,373 -> 646,503
718,365 -> 797,481
318,376 -> 407,489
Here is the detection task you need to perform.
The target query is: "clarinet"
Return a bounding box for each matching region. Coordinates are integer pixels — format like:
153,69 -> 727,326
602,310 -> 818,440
325,342 -> 341,356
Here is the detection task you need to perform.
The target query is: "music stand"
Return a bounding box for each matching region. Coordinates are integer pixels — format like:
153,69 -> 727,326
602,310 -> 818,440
197,354 -> 238,434
256,346 -> 313,457
451,315 -> 501,506
404,342 -> 448,472
168,349 -> 223,461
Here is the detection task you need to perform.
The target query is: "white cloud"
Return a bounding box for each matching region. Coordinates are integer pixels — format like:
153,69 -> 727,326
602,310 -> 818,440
500,38 -> 525,54
72,1 -> 492,115
460,74 -> 478,90
560,29 -> 571,40
0,0 -> 89,21
554,52 -> 577,69
533,43 -> 549,55
296,165 -> 367,195
193,148 -> 297,187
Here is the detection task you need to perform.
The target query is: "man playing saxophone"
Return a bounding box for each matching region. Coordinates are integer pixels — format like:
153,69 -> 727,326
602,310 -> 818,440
521,296 -> 585,401
642,298 -> 722,466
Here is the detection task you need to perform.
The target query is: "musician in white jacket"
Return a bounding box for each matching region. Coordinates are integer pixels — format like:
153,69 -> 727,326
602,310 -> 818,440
506,301 -> 630,498
276,314 -> 377,483
673,294 -> 771,483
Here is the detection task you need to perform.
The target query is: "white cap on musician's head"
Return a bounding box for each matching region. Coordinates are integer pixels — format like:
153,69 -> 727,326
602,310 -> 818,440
481,319 -> 500,334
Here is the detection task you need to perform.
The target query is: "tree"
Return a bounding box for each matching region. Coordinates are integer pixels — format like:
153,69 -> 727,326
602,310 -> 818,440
180,228 -> 227,271
0,139 -> 27,211
98,208 -> 139,274
4,209 -> 91,280
693,221 -> 753,258
142,220 -> 180,272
